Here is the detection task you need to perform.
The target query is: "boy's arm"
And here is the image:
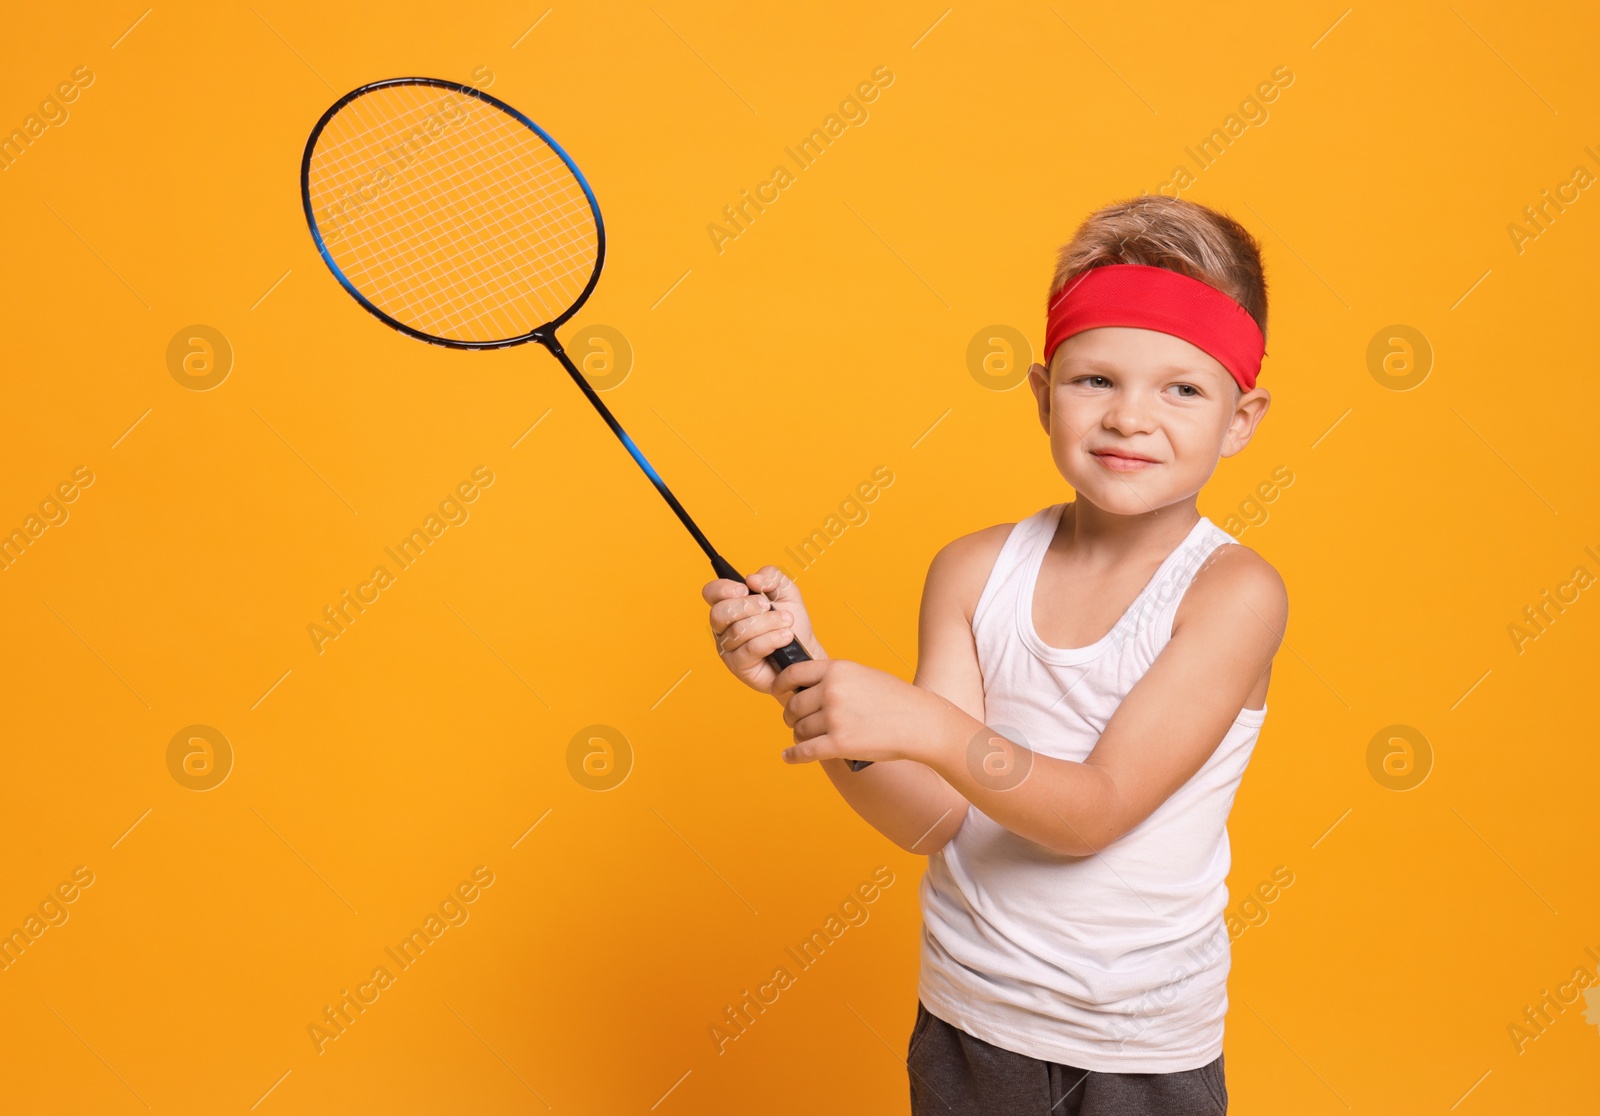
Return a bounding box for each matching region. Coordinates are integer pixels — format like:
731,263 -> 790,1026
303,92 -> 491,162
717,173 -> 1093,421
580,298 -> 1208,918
812,527 -> 1007,854
936,545 -> 1287,855
776,544 -> 1287,857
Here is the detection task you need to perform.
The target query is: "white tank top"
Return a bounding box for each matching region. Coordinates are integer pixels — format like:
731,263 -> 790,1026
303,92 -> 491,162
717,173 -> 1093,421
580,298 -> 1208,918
917,502 -> 1268,1073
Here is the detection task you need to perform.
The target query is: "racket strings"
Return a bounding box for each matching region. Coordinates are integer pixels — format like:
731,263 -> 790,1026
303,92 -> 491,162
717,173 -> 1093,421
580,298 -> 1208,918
323,90 -> 589,334
306,82 -> 599,343
335,95 -> 588,335
345,106 -> 584,328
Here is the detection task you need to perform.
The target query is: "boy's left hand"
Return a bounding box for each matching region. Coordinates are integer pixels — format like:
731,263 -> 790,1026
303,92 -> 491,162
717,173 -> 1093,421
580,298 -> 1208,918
774,659 -> 953,766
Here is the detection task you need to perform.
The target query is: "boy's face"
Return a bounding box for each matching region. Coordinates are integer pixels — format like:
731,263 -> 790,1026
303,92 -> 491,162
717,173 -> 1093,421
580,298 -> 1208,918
1027,326 -> 1270,516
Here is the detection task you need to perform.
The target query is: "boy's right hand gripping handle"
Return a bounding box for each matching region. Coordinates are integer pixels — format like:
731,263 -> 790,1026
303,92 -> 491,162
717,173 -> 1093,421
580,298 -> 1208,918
762,637 -> 873,772
713,555 -> 873,772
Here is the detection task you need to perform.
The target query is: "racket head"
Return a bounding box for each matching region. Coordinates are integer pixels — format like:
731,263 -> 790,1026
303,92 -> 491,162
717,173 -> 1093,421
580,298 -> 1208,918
300,77 -> 604,349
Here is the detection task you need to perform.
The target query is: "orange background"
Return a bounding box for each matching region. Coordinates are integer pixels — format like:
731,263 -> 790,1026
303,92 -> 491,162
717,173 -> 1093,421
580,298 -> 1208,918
2,2 -> 1596,1111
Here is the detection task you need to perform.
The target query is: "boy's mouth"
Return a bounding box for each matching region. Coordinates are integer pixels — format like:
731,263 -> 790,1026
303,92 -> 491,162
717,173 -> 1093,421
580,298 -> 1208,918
1090,448 -> 1159,472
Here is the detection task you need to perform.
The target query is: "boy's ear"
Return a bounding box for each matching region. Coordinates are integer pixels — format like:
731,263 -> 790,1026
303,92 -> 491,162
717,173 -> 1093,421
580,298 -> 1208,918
1027,362 -> 1051,433
1220,386 -> 1272,458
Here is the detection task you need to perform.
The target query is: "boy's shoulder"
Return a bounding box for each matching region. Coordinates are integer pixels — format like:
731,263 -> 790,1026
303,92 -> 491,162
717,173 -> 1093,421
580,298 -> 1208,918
1196,536 -> 1287,592
925,521 -> 1019,619
1177,537 -> 1289,635
934,521 -> 1017,562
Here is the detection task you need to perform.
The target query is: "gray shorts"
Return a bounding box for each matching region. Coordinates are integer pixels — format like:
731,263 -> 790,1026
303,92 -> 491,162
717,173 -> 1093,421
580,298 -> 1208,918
908,1000 -> 1228,1115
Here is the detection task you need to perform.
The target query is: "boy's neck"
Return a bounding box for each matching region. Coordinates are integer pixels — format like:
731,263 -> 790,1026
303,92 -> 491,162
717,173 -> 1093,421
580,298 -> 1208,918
1058,497 -> 1202,566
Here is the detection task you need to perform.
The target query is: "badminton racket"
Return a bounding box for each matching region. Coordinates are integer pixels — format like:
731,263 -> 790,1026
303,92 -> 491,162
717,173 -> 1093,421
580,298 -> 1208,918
299,77 -> 873,770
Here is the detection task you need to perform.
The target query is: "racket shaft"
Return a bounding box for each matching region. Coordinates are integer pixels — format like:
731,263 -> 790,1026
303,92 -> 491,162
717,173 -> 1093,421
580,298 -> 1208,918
540,337 -> 725,565
539,336 -> 872,772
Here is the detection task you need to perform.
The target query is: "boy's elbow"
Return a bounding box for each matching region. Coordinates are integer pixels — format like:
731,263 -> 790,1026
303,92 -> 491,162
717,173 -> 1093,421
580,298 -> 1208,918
901,803 -> 970,856
1044,827 -> 1098,858
1051,768 -> 1126,856
1049,826 -> 1123,858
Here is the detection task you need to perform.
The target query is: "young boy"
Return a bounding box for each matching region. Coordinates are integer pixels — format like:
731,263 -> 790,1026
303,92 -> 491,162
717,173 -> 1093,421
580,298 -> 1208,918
703,195 -> 1286,1115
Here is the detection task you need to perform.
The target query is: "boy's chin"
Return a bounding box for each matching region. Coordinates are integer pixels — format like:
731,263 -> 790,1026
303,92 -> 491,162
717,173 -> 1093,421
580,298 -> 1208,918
1062,470 -> 1186,516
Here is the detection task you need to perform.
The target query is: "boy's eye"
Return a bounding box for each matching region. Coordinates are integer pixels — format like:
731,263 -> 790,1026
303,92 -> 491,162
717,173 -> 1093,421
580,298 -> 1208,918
1071,376 -> 1200,397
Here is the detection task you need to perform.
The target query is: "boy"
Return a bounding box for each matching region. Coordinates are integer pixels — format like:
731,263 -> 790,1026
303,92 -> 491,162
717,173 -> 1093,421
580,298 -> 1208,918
703,195 -> 1286,1115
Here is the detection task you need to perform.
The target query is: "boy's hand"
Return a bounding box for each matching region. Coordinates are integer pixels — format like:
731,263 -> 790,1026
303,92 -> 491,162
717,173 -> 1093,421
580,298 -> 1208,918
774,659 -> 960,766
703,566 -> 821,695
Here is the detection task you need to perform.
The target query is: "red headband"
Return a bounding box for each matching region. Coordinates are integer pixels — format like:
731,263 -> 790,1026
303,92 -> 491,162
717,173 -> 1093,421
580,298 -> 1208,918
1043,264 -> 1266,391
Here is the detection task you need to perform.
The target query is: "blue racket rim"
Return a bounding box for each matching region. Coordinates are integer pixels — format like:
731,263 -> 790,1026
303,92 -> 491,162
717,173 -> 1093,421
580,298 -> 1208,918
299,75 -> 606,351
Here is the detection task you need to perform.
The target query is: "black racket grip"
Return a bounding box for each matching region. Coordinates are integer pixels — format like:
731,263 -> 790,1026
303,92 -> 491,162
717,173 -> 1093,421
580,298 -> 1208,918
712,555 -> 874,772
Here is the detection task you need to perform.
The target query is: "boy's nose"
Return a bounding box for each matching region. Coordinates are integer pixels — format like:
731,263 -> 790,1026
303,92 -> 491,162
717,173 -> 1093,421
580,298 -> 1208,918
1100,395 -> 1158,434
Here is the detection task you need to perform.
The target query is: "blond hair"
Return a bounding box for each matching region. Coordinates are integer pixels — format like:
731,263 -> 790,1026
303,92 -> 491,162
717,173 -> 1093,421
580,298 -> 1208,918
1049,195 -> 1269,344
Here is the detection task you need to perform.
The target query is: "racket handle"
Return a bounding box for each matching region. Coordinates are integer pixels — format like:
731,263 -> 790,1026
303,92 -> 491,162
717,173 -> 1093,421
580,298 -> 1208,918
711,555 -> 874,772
